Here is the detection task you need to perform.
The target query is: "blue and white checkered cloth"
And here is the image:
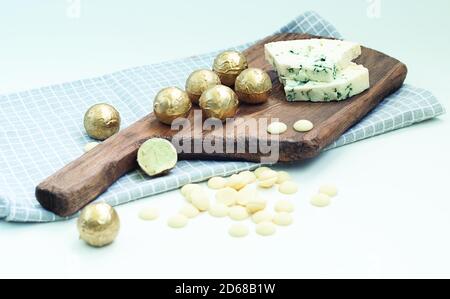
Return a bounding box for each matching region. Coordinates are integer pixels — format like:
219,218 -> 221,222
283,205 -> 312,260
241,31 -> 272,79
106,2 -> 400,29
0,11 -> 445,222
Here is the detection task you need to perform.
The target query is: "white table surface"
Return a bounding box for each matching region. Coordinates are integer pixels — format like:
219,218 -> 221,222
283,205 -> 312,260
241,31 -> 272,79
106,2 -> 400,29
1,0 -> 449,279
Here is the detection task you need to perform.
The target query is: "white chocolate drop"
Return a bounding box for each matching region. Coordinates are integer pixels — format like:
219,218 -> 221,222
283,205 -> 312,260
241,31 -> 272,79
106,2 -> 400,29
310,193 -> 331,207
255,167 -> 272,179
138,207 -> 159,221
278,181 -> 299,195
319,184 -> 338,197
267,122 -> 287,135
226,174 -> 248,191
167,214 -> 188,228
228,206 -> 249,221
256,221 -> 276,236
293,119 -> 314,132
246,196 -> 267,214
209,203 -> 229,218
215,187 -> 238,206
276,171 -> 291,184
273,212 -> 293,226
190,190 -> 210,211
84,142 -> 100,152
181,184 -> 203,200
258,169 -> 278,181
258,177 -> 278,189
179,204 -> 200,218
228,223 -> 249,238
252,211 -> 273,224
208,177 -> 228,190
235,185 -> 256,206
181,184 -> 196,196
239,171 -> 257,184
275,200 -> 295,213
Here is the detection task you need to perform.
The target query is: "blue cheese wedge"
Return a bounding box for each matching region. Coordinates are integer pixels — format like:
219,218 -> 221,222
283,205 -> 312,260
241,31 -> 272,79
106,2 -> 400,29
284,63 -> 370,102
265,39 -> 362,83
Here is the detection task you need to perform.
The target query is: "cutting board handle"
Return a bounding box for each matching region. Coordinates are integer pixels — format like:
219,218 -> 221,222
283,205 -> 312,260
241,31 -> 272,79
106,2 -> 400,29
36,115 -> 166,217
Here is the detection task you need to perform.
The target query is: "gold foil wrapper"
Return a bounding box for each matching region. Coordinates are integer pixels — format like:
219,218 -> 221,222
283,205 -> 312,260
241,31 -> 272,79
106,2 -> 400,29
235,68 -> 272,94
235,68 -> 272,104
199,85 -> 239,122
77,203 -> 120,248
153,87 -> 192,125
185,69 -> 221,104
213,51 -> 248,86
84,103 -> 121,141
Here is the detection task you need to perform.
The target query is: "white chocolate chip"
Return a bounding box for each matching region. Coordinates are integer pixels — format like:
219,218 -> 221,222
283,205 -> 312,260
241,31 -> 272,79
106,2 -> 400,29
209,203 -> 229,218
84,142 -> 100,152
181,184 -> 203,200
208,177 -> 228,190
258,177 -> 278,189
293,119 -> 314,132
246,196 -> 267,214
311,193 -> 331,207
274,200 -> 295,213
278,181 -> 299,195
273,212 -> 293,226
179,204 -> 200,219
190,190 -> 210,211
235,185 -> 256,206
267,122 -> 287,135
228,206 -> 249,221
181,184 -> 196,196
239,171 -> 257,184
215,187 -> 238,206
256,221 -> 276,236
167,214 -> 188,228
138,207 -> 159,221
258,169 -> 278,181
252,211 -> 273,224
228,223 -> 249,238
319,184 -> 338,197
276,171 -> 291,184
255,167 -> 271,179
226,174 -> 248,191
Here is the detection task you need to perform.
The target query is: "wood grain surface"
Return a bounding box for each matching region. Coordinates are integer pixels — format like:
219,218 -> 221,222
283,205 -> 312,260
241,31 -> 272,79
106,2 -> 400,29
36,33 -> 407,217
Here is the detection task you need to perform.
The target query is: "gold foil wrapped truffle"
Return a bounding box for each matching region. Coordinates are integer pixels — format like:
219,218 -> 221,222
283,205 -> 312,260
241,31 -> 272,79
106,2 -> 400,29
213,51 -> 248,87
77,203 -> 120,248
153,87 -> 192,125
185,69 -> 221,104
84,103 -> 121,140
199,85 -> 239,122
235,68 -> 273,104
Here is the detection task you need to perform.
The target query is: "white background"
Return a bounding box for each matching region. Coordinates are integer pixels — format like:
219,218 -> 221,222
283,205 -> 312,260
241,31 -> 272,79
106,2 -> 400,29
0,0 -> 449,278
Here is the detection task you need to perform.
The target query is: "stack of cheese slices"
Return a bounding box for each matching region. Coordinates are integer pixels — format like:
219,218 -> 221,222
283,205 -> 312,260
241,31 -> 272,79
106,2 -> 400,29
265,38 -> 370,102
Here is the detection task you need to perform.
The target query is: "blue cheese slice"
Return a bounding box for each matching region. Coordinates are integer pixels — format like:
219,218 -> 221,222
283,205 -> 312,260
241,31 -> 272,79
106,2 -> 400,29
284,63 -> 370,102
265,39 -> 362,83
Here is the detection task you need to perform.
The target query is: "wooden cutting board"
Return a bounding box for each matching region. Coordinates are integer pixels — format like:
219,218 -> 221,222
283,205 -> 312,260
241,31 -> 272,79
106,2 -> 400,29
36,33 -> 408,217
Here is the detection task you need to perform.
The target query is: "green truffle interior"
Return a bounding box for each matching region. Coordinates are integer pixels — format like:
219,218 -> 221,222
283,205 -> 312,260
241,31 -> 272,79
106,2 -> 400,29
137,138 -> 178,176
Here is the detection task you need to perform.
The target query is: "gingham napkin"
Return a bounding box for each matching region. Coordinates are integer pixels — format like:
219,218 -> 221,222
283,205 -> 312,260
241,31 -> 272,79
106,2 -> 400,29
0,11 -> 445,222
